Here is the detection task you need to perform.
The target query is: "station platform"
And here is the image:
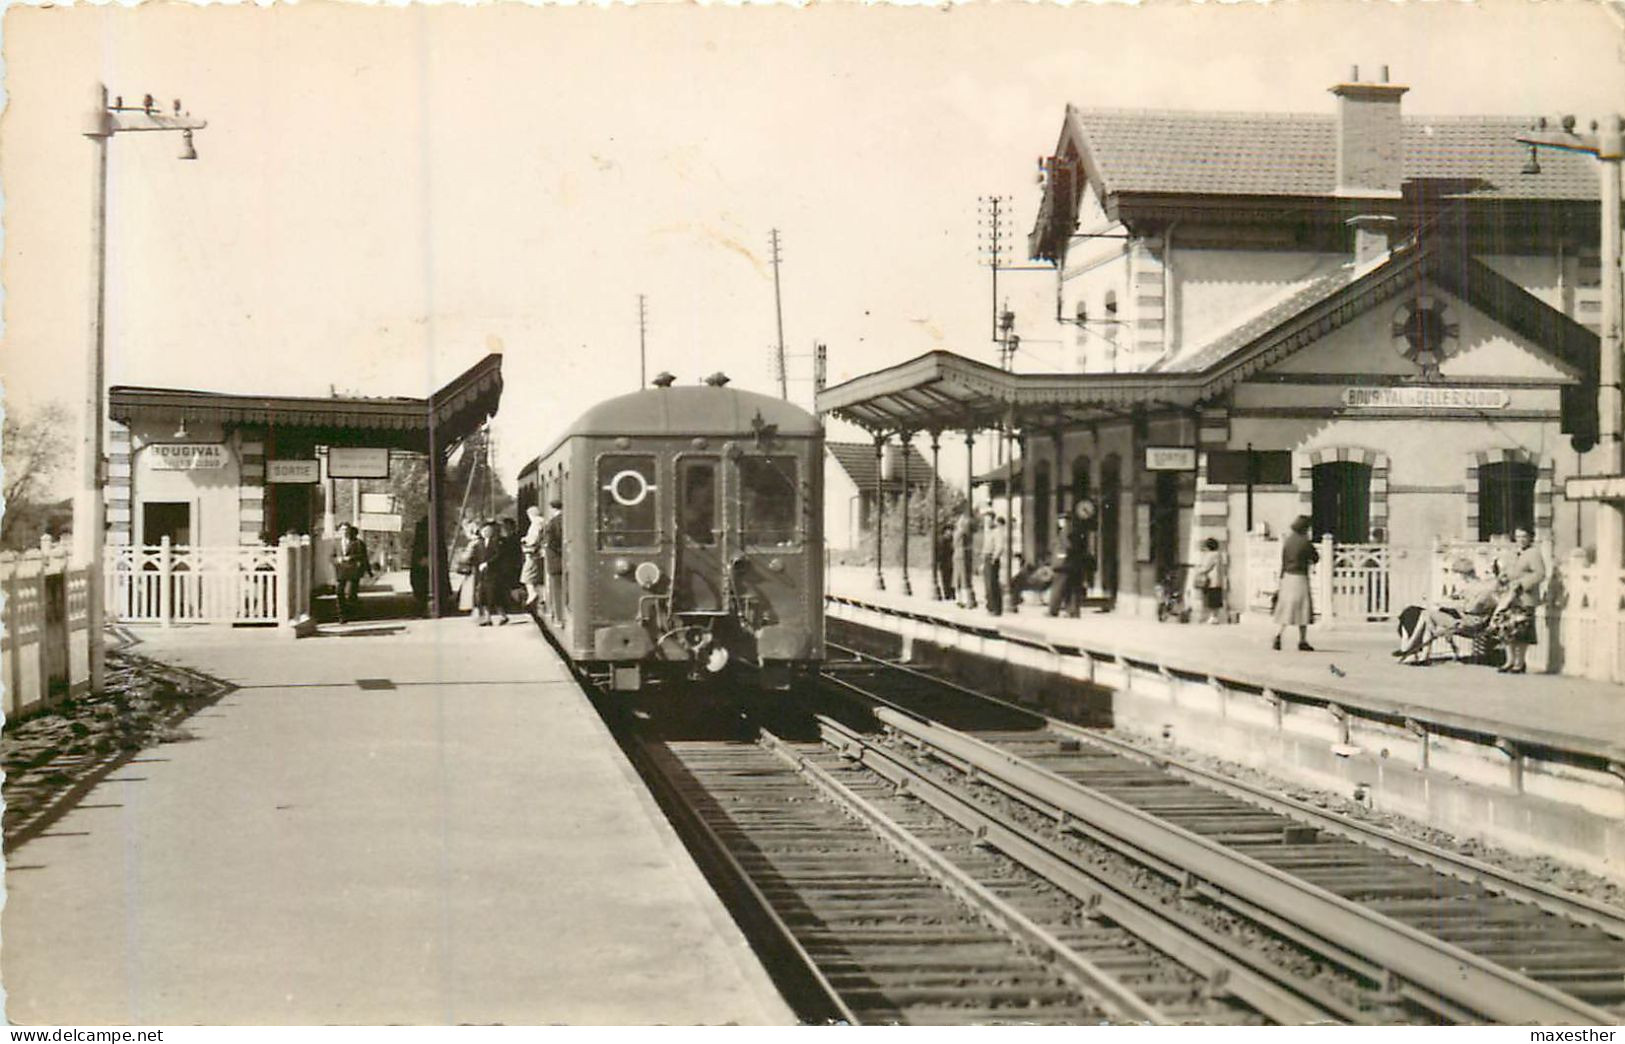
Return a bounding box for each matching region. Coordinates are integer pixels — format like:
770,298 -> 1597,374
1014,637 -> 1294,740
2,615 -> 793,1025
828,566 -> 1625,881
829,566 -> 1625,760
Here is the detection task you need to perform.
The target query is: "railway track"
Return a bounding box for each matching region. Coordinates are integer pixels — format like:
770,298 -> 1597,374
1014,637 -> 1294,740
820,641 -> 1625,1025
600,688 -> 1390,1023
640,723 -> 1287,1024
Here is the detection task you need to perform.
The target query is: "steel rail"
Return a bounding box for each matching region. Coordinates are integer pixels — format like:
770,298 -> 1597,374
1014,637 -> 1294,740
618,725 -> 856,1025
827,641 -> 1625,941
757,727 -> 1168,1025
810,713 -> 1356,1025
1043,719 -> 1625,942
859,700 -> 1616,1025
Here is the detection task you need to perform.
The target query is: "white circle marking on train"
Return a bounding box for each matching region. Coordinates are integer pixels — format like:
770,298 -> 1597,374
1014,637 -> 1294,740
604,469 -> 655,507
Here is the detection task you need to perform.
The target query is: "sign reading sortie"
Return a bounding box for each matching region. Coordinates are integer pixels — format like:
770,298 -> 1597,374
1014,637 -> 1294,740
1342,387 -> 1509,410
148,443 -> 228,470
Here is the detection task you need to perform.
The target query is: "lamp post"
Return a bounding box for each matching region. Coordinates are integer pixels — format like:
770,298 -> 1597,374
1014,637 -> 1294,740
77,84 -> 207,692
1520,114 -> 1623,679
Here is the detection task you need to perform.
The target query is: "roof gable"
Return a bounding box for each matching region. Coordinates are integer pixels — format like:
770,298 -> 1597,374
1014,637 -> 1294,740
1261,279 -> 1581,383
1163,242 -> 1595,392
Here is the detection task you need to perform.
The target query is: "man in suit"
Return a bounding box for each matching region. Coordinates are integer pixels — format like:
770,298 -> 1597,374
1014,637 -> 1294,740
332,523 -> 373,624
982,512 -> 1006,617
543,498 -> 565,623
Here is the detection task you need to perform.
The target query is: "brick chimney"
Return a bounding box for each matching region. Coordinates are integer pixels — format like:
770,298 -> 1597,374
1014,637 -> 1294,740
1330,65 -> 1408,196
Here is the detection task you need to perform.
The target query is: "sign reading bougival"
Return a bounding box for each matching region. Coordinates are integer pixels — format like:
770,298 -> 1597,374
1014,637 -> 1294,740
328,447 -> 391,479
149,443 -> 227,470
1341,387 -> 1509,409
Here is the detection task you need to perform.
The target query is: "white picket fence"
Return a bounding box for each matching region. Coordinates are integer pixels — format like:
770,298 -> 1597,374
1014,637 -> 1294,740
1244,534 -> 1625,682
106,536 -> 313,626
1543,553 -> 1625,683
1,549 -> 91,718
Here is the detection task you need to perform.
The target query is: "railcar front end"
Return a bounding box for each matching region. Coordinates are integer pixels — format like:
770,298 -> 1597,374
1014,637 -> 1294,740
531,379 -> 824,692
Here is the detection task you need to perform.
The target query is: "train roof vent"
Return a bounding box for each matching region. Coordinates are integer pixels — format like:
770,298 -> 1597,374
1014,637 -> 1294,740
703,372 -> 731,387
651,371 -> 677,388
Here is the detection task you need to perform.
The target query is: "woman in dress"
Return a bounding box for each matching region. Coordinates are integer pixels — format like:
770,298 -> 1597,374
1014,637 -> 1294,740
1272,515 -> 1318,651
1192,537 -> 1227,625
521,505 -> 546,609
1496,527 -> 1546,674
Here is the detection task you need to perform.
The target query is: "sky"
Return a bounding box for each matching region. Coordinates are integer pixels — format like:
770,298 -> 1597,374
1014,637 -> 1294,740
4,0 -> 1624,491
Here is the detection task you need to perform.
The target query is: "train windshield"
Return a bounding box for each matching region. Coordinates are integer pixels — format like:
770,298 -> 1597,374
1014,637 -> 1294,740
740,456 -> 799,547
680,461 -> 718,546
598,454 -> 659,548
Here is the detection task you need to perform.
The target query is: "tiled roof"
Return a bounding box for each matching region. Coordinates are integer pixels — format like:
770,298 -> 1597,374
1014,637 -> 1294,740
827,442 -> 937,492
1073,109 -> 1596,202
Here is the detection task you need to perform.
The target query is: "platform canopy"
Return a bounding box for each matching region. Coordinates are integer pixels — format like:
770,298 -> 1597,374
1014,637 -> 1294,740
110,353 -> 504,454
815,349 -> 1201,435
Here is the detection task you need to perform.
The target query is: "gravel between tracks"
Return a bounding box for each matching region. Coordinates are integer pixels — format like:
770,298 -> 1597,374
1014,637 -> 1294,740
1110,724 -> 1625,912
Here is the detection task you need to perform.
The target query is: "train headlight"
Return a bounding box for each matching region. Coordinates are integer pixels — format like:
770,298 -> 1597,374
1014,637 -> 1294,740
767,558 -> 784,573
634,561 -> 662,589
614,558 -> 633,577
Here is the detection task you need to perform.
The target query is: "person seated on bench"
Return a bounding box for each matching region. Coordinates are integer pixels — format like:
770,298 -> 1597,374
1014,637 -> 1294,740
1009,554 -> 1056,603
1393,559 -> 1509,666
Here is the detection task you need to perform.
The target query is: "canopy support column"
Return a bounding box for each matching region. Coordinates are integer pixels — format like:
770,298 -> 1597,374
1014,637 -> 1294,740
428,428 -> 449,618
873,434 -> 887,592
929,431 -> 942,600
1005,415 -> 1019,615
963,428 -> 978,609
900,432 -> 913,597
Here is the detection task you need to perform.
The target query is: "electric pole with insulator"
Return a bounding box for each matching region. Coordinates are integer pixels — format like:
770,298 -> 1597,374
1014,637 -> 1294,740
637,294 -> 649,389
769,229 -> 788,400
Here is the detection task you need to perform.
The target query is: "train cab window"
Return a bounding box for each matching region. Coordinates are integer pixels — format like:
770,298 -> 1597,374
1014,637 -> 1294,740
598,454 -> 659,548
740,456 -> 799,547
680,461 -> 718,546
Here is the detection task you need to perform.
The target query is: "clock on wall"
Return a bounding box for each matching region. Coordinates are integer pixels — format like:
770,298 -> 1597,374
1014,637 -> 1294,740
1391,295 -> 1460,373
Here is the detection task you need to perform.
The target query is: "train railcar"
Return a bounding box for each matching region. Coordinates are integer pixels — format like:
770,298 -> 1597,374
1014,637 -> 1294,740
518,373 -> 823,691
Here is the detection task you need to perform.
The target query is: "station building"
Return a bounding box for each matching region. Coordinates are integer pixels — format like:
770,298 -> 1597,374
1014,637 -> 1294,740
819,72 -> 1609,652
103,354 -> 502,620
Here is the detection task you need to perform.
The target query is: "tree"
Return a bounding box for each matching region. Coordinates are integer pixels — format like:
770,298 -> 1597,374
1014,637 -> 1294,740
2,402 -> 73,551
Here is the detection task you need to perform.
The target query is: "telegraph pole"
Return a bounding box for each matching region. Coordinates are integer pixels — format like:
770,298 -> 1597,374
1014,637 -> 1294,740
1524,114 -> 1625,679
637,294 -> 649,389
978,195 -> 1012,346
769,229 -> 788,399
79,85 -> 206,693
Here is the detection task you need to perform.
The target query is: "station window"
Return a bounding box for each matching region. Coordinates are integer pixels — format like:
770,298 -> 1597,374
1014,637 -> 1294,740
740,457 -> 799,547
1311,461 -> 1372,543
1478,460 -> 1537,541
598,454 -> 658,548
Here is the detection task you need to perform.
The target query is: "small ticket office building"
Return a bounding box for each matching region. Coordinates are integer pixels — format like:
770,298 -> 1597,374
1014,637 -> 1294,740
105,354 -> 502,619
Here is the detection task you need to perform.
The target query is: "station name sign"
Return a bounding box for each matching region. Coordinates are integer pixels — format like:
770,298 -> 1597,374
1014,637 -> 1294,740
328,447 -> 391,479
1565,475 -> 1625,502
267,460 -> 321,484
1341,387 -> 1508,410
1144,446 -> 1197,471
149,443 -> 227,470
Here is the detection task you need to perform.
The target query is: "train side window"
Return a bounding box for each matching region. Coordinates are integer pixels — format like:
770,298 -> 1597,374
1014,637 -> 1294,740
681,461 -> 718,546
598,454 -> 658,548
740,456 -> 798,547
